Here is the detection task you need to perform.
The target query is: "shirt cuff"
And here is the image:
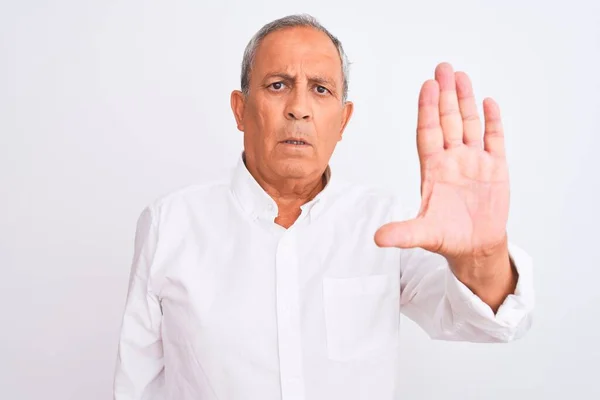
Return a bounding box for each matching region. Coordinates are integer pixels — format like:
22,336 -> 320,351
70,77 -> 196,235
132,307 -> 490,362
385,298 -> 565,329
444,242 -> 535,341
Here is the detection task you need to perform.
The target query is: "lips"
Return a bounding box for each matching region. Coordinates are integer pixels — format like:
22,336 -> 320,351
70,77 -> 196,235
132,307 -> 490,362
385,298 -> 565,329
280,138 -> 311,146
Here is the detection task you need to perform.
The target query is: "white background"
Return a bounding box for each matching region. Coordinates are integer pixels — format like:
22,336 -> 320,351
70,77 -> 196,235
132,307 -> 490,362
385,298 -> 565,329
1,0 -> 599,398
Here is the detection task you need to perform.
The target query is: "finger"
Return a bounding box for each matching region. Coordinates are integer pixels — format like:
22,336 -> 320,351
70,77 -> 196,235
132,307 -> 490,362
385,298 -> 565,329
374,219 -> 434,249
455,71 -> 482,148
416,79 -> 444,158
435,63 -> 463,149
483,97 -> 506,158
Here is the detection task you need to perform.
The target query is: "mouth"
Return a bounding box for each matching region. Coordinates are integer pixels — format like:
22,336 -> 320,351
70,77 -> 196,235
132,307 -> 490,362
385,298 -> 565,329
280,138 -> 311,146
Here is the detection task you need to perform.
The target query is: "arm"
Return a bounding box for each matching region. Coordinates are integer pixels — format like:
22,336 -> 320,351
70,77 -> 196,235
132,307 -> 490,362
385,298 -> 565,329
398,242 -> 534,342
374,63 -> 535,342
113,207 -> 164,399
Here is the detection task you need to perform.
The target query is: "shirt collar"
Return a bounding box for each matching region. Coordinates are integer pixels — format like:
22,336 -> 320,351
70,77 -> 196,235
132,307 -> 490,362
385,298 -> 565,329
230,152 -> 335,222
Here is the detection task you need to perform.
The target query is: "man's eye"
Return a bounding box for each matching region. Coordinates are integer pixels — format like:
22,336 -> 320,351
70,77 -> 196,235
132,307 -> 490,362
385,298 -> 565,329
316,86 -> 330,95
270,82 -> 285,90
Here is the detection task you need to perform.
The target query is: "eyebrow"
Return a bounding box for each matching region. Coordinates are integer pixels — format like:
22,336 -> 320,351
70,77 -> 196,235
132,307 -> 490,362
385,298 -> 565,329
263,72 -> 338,89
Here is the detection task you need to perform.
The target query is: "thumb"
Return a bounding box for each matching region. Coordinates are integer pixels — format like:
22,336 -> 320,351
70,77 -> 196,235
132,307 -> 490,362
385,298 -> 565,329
374,218 -> 434,249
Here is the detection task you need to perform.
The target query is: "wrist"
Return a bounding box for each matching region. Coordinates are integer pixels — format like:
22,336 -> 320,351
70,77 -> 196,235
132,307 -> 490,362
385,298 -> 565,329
447,237 -> 515,289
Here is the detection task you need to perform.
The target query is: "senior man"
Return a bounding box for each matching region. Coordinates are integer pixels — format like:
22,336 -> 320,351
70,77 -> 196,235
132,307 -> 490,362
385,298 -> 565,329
114,14 -> 534,400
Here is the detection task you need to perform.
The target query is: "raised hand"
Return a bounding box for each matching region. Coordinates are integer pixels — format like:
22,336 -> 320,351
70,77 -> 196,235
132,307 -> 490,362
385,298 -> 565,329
375,62 -> 511,268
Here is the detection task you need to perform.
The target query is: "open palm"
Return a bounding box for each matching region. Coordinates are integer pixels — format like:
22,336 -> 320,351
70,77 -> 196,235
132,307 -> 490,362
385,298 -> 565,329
375,63 -> 510,260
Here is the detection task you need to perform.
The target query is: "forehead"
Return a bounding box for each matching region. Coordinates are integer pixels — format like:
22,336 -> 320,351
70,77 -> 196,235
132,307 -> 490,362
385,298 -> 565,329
252,27 -> 342,80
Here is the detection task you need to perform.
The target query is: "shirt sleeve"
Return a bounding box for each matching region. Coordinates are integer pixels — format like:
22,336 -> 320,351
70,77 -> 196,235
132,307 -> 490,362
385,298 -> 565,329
399,244 -> 534,343
113,206 -> 165,399
395,211 -> 535,343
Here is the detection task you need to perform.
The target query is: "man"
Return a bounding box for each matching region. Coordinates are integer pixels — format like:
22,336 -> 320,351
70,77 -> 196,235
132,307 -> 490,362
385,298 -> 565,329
114,14 -> 534,400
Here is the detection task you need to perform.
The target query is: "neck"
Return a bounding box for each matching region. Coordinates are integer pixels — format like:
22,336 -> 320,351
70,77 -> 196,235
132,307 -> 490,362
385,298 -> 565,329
244,157 -> 326,228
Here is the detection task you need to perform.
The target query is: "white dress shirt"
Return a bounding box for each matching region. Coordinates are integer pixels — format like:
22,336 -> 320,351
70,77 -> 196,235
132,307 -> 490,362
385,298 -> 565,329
114,154 -> 534,400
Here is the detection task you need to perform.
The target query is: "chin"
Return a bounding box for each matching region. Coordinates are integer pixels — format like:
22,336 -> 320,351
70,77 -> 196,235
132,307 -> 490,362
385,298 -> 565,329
273,158 -> 314,179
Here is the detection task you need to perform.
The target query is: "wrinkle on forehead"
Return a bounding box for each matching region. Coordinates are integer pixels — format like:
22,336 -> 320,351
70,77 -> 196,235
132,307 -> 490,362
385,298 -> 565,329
251,27 -> 343,89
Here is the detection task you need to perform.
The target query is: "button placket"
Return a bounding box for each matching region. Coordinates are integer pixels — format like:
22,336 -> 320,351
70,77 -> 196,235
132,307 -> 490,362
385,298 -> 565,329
275,229 -> 306,400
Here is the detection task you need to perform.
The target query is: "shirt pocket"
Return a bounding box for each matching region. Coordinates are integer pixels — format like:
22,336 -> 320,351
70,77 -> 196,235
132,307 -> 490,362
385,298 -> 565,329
322,274 -> 400,361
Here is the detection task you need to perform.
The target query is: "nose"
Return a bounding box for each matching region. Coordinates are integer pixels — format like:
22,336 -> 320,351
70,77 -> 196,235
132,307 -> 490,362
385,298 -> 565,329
285,90 -> 312,121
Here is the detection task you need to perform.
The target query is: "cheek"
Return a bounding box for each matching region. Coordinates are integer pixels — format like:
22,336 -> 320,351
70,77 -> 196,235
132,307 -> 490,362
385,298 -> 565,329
247,99 -> 283,147
316,110 -> 344,144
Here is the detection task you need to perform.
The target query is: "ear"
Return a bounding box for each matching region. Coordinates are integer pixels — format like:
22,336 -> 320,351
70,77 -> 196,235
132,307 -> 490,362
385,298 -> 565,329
338,101 -> 354,141
230,90 -> 246,132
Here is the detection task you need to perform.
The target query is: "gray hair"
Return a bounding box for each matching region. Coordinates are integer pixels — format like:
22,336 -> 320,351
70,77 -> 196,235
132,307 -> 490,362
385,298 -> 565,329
240,14 -> 351,102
